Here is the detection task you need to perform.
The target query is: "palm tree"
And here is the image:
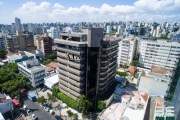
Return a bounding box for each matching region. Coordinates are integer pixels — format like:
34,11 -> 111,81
76,95 -> 91,113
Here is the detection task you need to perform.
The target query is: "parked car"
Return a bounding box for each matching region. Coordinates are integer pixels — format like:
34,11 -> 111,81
31,114 -> 38,120
49,110 -> 55,115
27,109 -> 32,115
55,115 -> 62,120
23,105 -> 27,110
44,106 -> 50,112
39,103 -> 45,108
42,88 -> 47,92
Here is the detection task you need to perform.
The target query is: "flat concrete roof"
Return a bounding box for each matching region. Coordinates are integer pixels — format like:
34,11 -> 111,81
28,65 -> 44,71
148,72 -> 172,82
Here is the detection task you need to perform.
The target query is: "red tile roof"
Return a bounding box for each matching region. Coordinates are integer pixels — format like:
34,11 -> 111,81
127,66 -> 136,75
46,62 -> 58,72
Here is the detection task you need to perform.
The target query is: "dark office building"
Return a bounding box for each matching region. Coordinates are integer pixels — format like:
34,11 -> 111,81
55,28 -> 120,107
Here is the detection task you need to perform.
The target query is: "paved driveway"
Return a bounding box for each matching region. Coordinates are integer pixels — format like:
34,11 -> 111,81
24,99 -> 56,120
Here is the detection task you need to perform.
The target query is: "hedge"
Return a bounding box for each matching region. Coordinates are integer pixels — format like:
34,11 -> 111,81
57,92 -> 78,110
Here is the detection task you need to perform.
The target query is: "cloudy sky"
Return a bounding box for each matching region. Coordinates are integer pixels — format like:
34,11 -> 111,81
0,0 -> 180,24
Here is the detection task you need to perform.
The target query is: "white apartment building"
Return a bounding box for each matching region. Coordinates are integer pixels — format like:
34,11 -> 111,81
47,27 -> 60,39
139,40 -> 180,70
118,35 -> 137,66
18,59 -> 47,87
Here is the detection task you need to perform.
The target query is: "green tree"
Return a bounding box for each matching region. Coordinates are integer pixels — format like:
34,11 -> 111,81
42,59 -> 51,65
7,63 -> 18,73
141,70 -> 145,76
67,110 -> 73,117
46,53 -> 57,60
52,86 -> 59,96
76,95 -> 91,113
0,48 -> 7,58
116,71 -> 128,77
37,96 -> 47,104
122,63 -> 128,69
18,90 -> 24,108
97,100 -> 105,110
130,60 -> 140,67
48,94 -> 57,104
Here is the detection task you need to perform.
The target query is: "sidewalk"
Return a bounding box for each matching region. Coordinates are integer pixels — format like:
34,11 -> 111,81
32,89 -> 83,120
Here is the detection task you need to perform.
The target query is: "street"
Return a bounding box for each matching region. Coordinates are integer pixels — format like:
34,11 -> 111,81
24,99 -> 56,120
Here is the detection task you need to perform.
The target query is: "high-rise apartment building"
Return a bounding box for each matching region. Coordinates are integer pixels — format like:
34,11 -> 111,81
15,17 -> 22,31
0,36 -> 5,48
117,35 -> 137,66
55,28 -> 120,103
47,27 -> 60,39
139,40 -> 180,70
4,31 -> 34,53
36,35 -> 52,56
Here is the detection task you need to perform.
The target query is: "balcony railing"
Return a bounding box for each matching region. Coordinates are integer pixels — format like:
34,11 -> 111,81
57,52 -> 68,58
102,44 -> 119,51
58,63 -> 84,75
58,68 -> 83,82
56,46 -> 85,56
59,74 -> 84,88
57,57 -> 84,69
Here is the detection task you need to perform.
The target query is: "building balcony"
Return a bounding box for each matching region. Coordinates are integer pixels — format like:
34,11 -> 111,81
101,49 -> 118,57
56,46 -> 85,56
98,77 -> 114,91
59,88 -> 77,100
57,57 -> 84,69
100,64 -> 117,75
59,74 -> 84,88
58,68 -> 83,82
68,84 -> 83,93
59,84 -> 69,92
101,44 -> 119,51
68,89 -> 80,97
59,79 -> 69,87
99,74 -> 115,86
58,63 -> 84,76
57,52 -> 68,59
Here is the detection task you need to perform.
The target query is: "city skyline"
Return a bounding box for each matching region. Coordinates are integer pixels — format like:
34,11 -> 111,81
0,0 -> 180,24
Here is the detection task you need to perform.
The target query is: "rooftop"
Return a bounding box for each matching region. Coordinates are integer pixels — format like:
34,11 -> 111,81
100,85 -> 149,120
0,93 -> 11,103
28,65 -> 44,71
148,72 -> 172,82
151,65 -> 174,75
46,62 -> 58,72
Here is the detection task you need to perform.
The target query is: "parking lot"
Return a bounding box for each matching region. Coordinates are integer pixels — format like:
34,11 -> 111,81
24,99 -> 56,120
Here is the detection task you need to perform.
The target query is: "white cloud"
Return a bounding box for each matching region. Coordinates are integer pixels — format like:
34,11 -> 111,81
0,2 -> 3,4
54,3 -> 65,9
12,0 -> 180,23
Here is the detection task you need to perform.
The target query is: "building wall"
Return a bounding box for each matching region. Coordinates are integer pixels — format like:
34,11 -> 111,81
18,61 -> 47,87
139,40 -> 180,70
138,76 -> 169,96
4,34 -> 34,53
0,37 -> 5,49
118,36 -> 137,66
37,37 -> 52,56
0,99 -> 13,114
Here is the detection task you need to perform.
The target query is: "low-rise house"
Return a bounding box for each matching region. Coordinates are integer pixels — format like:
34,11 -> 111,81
99,84 -> 149,120
46,62 -> 58,75
0,93 -> 13,115
7,50 -> 43,63
18,59 -> 47,87
138,65 -> 173,97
